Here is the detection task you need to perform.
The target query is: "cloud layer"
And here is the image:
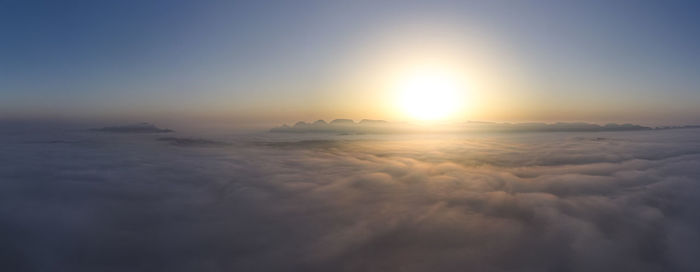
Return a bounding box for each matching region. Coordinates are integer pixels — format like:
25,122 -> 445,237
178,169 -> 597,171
270,120 -> 653,134
2,127 -> 700,271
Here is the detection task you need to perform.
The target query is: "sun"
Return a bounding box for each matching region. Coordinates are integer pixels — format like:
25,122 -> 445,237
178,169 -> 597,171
395,67 -> 464,121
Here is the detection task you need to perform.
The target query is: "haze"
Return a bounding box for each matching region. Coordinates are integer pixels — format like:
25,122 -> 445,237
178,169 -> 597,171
2,1 -> 700,272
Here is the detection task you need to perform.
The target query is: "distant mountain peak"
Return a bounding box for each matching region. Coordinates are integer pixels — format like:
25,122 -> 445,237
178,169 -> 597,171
270,120 -> 659,134
330,119 -> 355,125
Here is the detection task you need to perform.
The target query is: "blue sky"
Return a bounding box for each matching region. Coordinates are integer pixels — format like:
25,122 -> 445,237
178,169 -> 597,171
1,0 -> 699,124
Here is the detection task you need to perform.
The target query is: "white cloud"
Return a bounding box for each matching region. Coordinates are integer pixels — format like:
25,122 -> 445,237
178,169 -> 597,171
2,127 -> 700,271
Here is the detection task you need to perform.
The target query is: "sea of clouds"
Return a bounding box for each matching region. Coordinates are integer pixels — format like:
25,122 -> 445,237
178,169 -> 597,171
2,125 -> 700,271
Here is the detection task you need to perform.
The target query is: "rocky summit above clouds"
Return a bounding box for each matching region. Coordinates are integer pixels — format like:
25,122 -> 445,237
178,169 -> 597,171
270,119 -> 392,134
329,119 -> 355,125
312,120 -> 327,125
270,120 -> 666,134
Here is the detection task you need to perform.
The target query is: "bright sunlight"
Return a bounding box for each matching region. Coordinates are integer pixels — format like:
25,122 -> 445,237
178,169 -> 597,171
395,66 -> 465,121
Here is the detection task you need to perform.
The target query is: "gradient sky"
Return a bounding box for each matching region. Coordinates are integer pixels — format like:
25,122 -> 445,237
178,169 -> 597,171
1,0 -> 699,125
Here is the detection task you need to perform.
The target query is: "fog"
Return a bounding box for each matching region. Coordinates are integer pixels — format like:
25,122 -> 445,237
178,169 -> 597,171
2,124 -> 700,271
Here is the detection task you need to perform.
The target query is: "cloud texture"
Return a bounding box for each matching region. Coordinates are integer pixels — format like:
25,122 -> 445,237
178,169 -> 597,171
2,127 -> 700,271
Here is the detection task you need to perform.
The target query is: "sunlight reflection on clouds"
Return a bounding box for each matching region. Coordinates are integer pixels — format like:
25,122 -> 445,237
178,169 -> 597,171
2,129 -> 700,271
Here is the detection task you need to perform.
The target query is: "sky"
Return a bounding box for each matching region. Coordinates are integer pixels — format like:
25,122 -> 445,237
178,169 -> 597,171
4,2 -> 700,270
1,0 -> 700,125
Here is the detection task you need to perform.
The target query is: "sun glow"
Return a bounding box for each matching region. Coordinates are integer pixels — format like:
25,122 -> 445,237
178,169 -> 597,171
395,67 -> 465,121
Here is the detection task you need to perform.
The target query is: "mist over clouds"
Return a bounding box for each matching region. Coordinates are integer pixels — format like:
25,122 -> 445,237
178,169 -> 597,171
2,125 -> 700,271
271,120 -> 654,134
